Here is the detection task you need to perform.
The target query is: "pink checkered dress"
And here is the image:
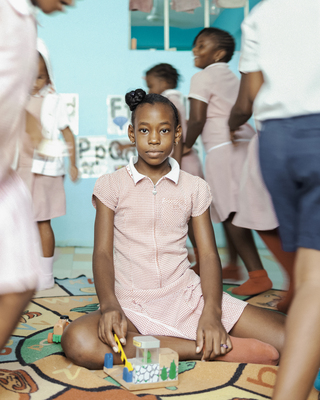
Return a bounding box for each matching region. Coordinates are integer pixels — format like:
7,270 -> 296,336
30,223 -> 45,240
93,157 -> 247,340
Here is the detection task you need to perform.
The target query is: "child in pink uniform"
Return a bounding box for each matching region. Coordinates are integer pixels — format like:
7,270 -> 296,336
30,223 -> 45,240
0,0 -> 73,352
61,89 -> 285,370
145,63 -> 204,272
185,28 -> 272,295
17,39 -> 78,291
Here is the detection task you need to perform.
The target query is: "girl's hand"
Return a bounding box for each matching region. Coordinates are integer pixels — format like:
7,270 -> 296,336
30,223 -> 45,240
98,305 -> 128,352
196,310 -> 232,361
69,165 -> 78,182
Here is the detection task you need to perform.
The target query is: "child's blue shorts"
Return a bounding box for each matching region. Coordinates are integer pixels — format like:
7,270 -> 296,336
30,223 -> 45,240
259,113 -> 320,252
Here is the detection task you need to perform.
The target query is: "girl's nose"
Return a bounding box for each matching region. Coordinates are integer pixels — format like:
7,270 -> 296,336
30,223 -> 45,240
149,131 -> 160,144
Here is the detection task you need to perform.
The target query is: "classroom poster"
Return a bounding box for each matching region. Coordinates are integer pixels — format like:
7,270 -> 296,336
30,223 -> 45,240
77,136 -> 137,178
106,95 -> 131,137
61,93 -> 79,136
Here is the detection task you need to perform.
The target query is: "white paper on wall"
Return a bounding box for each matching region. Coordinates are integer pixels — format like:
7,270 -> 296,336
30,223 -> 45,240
77,136 -> 137,178
60,93 -> 79,135
106,95 -> 131,136
77,136 -> 109,178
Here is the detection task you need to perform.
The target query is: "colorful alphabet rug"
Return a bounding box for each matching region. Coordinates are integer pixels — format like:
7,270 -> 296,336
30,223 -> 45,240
1,276 -> 318,400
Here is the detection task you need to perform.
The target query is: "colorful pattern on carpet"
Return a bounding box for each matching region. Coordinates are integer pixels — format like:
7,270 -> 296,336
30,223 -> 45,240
1,276 -> 318,400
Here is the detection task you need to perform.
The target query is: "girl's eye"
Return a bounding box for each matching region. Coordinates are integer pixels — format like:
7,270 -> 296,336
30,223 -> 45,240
140,128 -> 148,134
161,129 -> 169,134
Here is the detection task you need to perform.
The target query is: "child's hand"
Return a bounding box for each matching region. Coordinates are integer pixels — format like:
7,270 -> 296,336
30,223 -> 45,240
230,130 -> 238,144
196,311 -> 232,361
98,306 -> 127,352
69,165 -> 78,182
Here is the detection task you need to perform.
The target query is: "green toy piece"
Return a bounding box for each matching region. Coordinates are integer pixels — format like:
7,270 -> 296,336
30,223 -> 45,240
161,366 -> 167,381
169,360 -> 177,379
52,334 -> 62,343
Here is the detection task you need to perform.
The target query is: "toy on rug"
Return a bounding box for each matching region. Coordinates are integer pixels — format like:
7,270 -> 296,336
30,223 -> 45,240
47,315 -> 70,344
104,334 -> 179,391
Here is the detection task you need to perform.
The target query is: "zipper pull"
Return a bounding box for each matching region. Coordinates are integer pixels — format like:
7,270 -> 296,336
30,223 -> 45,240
152,185 -> 157,195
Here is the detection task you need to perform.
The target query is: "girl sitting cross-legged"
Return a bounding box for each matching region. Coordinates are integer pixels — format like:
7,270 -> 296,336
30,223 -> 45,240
61,89 -> 285,369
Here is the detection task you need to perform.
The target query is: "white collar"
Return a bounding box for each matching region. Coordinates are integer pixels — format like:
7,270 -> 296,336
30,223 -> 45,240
127,156 -> 180,185
8,0 -> 35,15
161,89 -> 182,98
205,62 -> 229,70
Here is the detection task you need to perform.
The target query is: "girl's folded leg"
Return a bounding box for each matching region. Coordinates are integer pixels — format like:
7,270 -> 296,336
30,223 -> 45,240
229,303 -> 285,356
62,305 -> 285,370
215,336 -> 279,365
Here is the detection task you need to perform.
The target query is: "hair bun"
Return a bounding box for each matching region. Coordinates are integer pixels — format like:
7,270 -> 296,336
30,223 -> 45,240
125,89 -> 146,111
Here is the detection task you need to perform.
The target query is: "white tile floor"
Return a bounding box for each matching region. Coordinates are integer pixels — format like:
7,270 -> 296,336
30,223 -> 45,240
53,246 -> 288,291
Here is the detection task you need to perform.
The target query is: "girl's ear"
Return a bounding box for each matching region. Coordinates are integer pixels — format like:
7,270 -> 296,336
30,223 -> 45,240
174,124 -> 182,145
215,48 -> 226,62
128,124 -> 135,144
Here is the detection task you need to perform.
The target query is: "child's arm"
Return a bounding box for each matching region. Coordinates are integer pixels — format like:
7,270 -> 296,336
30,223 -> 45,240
26,111 -> 43,148
192,208 -> 232,361
184,98 -> 207,151
93,197 -> 128,350
61,127 -> 78,182
228,71 -> 264,138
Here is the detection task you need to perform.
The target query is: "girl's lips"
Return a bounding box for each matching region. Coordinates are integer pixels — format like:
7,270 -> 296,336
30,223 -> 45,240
147,150 -> 163,156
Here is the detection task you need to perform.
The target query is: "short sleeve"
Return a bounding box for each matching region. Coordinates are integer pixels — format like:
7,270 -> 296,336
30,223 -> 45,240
92,173 -> 119,210
191,177 -> 212,217
239,10 -> 261,73
57,96 -> 70,131
188,71 -> 210,104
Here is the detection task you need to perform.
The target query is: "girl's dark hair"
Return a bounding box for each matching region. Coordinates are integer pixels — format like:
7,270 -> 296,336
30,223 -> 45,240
193,27 -> 235,63
145,63 -> 180,88
125,88 -> 179,128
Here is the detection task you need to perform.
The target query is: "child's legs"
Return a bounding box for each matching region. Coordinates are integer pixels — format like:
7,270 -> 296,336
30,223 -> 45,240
61,311 -> 203,370
229,304 -> 285,355
272,248 -> 320,400
0,290 -> 34,351
37,220 -> 54,257
257,229 -> 296,313
223,214 -> 263,272
223,223 -> 240,265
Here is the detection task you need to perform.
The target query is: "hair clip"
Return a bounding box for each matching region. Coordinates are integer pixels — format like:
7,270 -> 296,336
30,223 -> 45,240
130,91 -> 135,98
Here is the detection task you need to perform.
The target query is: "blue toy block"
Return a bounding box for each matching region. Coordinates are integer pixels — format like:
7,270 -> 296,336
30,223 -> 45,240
104,353 -> 113,369
314,369 -> 320,391
122,367 -> 133,383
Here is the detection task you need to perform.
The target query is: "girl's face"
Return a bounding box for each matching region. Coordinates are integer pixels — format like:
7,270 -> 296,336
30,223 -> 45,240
128,103 -> 181,168
146,74 -> 171,95
32,0 -> 73,13
193,34 -> 220,69
32,56 -> 50,95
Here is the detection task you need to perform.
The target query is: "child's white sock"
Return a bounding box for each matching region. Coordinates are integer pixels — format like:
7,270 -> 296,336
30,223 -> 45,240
38,256 -> 55,291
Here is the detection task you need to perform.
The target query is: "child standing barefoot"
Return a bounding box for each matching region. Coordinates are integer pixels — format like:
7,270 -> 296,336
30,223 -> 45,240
61,89 -> 285,369
17,39 -> 78,291
185,28 -> 272,295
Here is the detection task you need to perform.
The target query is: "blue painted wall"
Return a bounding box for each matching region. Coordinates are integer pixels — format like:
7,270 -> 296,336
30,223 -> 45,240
38,0 -> 264,248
